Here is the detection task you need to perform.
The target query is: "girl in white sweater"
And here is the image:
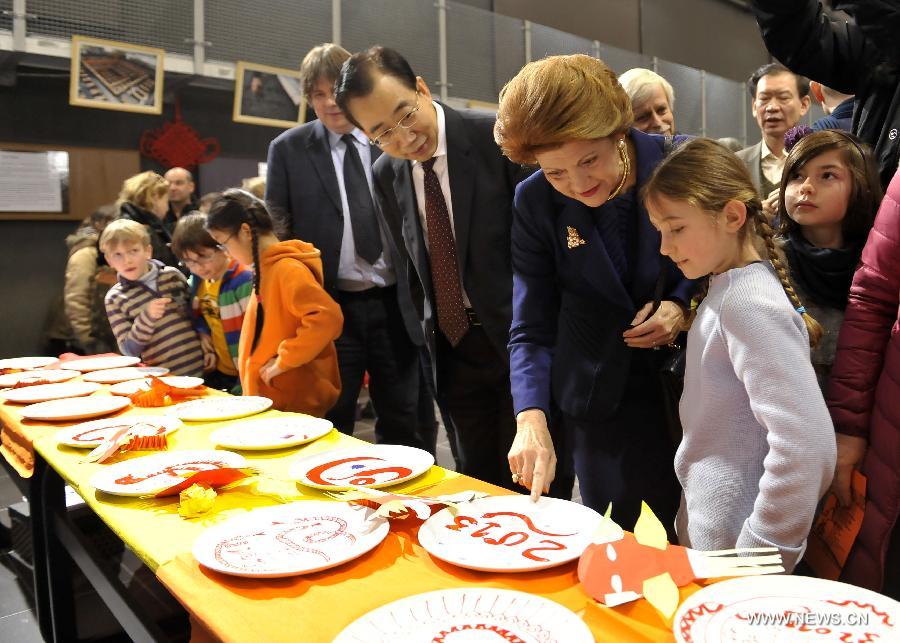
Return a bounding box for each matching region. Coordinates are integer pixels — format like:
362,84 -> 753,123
643,138 -> 836,572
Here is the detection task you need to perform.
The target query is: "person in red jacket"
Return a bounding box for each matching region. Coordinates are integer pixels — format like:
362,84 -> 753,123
826,169 -> 900,599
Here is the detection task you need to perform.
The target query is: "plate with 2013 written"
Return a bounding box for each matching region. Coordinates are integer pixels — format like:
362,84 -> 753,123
418,494 -> 603,573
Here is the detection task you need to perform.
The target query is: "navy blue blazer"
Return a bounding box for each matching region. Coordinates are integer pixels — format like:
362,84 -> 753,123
509,129 -> 696,422
265,120 -> 422,347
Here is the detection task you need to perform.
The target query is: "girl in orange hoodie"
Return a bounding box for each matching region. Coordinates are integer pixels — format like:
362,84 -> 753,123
205,190 -> 343,416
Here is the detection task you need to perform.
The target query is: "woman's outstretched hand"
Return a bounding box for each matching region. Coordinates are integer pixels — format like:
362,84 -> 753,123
508,408 -> 557,501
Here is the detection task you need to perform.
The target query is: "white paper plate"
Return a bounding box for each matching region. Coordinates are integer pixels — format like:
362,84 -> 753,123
418,495 -> 602,573
0,356 -> 59,370
1,381 -> 101,404
674,575 -> 900,643
108,376 -> 205,397
19,395 -> 131,422
82,366 -> 170,384
0,369 -> 80,388
209,416 -> 333,450
193,501 -> 389,578
289,444 -> 434,490
334,588 -> 594,643
168,396 -> 272,422
89,449 -> 247,496
65,355 -> 141,372
56,415 -> 182,448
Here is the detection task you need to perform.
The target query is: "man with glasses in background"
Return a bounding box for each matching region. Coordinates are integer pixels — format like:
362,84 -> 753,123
737,62 -> 811,219
266,43 -> 423,448
335,46 -> 534,490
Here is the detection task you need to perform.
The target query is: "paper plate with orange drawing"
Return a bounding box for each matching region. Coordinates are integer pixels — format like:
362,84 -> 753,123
64,355 -> 141,372
56,415 -> 182,448
0,369 -> 80,388
333,588 -> 593,643
18,395 -> 131,422
0,381 -> 101,404
674,575 -> 900,643
209,415 -> 333,450
288,444 -> 434,490
89,449 -> 248,497
418,494 -> 602,573
192,501 -> 389,578
168,396 -> 272,422
82,366 -> 170,384
109,376 -> 204,397
0,356 -> 59,371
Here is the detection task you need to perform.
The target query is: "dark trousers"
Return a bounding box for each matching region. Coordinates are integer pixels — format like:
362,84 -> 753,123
436,324 -> 516,490
326,286 -> 422,448
203,369 -> 240,394
565,354 -> 680,539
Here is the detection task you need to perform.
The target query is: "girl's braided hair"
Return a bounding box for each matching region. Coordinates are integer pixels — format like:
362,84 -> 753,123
642,137 -> 823,346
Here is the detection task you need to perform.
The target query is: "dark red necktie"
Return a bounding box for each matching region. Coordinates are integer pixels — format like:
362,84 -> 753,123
421,157 -> 469,346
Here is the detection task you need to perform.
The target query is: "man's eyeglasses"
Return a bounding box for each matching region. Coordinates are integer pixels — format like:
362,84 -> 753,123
370,91 -> 420,148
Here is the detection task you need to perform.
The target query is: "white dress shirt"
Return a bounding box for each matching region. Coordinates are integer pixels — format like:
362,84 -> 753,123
327,127 -> 394,291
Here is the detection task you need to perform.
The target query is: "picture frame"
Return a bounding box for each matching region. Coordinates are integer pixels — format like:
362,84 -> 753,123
233,61 -> 306,129
69,35 -> 164,115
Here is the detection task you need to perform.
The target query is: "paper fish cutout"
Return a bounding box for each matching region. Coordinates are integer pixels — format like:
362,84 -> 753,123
578,502 -> 784,618
152,467 -> 256,497
128,376 -> 206,407
83,421 -> 170,463
325,486 -> 489,521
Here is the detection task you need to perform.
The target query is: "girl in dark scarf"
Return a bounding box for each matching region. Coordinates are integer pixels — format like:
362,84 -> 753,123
777,129 -> 882,386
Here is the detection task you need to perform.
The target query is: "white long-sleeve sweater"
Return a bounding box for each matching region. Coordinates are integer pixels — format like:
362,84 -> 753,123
675,262 -> 836,572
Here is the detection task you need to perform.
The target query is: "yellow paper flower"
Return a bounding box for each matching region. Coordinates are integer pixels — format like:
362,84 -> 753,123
178,483 -> 217,518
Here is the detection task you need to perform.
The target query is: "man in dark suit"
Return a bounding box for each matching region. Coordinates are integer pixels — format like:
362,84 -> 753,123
335,46 -> 532,490
266,43 -> 422,448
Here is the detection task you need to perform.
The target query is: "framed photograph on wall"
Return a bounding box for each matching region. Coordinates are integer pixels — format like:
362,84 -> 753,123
233,61 -> 305,128
69,35 -> 164,115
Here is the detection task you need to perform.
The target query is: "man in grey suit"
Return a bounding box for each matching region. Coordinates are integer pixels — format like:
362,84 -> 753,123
737,62 -> 810,219
266,43 -> 422,448
335,47 -> 534,490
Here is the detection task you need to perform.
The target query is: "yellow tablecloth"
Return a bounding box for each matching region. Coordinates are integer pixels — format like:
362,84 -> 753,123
3,378 -> 698,642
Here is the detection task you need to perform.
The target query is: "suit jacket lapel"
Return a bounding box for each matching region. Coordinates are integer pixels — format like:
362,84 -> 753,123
555,194 -> 632,309
306,120 -> 342,214
391,158 -> 431,293
442,105 -> 475,273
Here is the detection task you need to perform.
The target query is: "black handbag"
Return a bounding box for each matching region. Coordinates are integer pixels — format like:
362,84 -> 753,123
650,268 -> 687,447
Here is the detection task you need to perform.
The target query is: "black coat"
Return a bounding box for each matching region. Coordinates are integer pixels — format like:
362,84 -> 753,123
751,0 -> 900,188
118,202 -> 180,270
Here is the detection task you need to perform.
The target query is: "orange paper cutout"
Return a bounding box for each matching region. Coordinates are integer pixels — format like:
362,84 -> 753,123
804,470 -> 867,581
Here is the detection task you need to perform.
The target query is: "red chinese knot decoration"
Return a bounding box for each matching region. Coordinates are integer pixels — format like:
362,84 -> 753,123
140,99 -> 219,169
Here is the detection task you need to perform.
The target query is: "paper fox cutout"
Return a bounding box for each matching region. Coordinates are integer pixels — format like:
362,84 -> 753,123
578,502 -> 784,618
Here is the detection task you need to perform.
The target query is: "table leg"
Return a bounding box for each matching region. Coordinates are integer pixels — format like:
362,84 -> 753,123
33,455 -> 76,642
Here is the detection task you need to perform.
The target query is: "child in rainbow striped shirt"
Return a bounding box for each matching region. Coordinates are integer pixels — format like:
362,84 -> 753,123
172,213 -> 253,393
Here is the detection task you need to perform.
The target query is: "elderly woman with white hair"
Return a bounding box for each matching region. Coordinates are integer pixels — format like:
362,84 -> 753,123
618,68 -> 676,134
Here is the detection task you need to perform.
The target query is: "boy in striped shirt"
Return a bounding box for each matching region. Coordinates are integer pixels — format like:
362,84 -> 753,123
172,213 -> 252,393
101,219 -> 204,376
